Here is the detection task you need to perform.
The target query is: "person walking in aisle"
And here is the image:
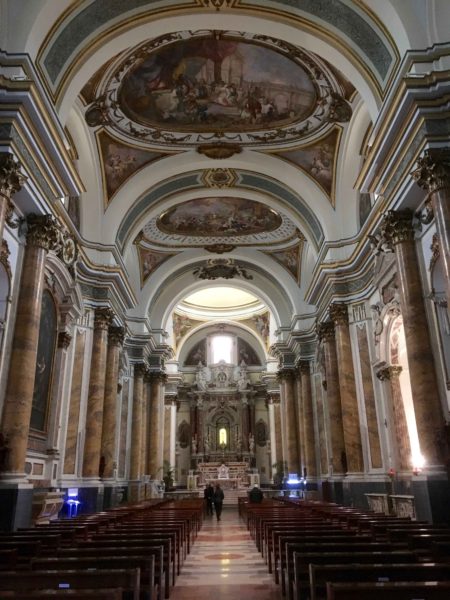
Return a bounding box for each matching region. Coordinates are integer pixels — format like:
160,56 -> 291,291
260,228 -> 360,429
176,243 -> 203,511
213,483 -> 224,520
204,483 -> 214,515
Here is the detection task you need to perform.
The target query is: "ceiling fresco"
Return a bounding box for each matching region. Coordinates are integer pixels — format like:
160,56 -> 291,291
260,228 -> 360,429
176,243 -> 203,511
157,197 -> 282,237
84,30 -> 352,150
269,127 -> 341,205
263,237 -> 305,284
141,197 -> 298,249
97,131 -> 170,205
137,245 -> 179,287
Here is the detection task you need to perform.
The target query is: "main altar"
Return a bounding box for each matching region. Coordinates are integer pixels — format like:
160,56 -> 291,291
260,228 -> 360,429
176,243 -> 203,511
197,461 -> 251,489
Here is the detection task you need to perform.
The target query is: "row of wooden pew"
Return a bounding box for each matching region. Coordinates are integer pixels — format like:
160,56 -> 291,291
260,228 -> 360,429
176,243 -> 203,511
0,497 -> 204,599
240,496 -> 450,599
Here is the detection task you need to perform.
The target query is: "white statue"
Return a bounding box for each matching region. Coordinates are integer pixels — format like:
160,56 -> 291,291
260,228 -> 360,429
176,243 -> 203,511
234,365 -> 248,391
204,434 -> 210,454
217,463 -> 229,479
192,436 -> 197,454
196,365 -> 210,391
249,433 -> 255,454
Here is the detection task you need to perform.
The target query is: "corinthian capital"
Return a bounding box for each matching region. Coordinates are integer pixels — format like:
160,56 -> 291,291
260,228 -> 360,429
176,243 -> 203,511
26,214 -> 62,252
378,209 -> 415,247
0,153 -> 27,200
93,307 -> 114,330
376,364 -> 403,381
108,325 -> 125,347
134,362 -> 147,378
412,148 -> 450,194
298,360 -> 310,375
316,320 -> 335,342
329,302 -> 349,326
277,368 -> 295,383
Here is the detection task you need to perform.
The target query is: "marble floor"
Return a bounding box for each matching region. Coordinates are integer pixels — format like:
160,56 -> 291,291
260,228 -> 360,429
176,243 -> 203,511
170,507 -> 281,599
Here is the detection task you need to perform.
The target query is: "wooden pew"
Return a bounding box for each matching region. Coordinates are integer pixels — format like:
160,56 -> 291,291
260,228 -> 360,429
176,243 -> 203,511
283,541 -> 410,599
292,550 -> 416,600
0,549 -> 17,570
0,589 -> 123,599
326,580 -> 450,599
0,568 -> 140,600
306,562 -> 450,600
59,541 -> 169,598
31,556 -> 155,600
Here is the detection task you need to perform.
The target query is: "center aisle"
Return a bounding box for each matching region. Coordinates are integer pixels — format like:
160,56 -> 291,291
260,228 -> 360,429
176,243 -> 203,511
171,507 -> 281,600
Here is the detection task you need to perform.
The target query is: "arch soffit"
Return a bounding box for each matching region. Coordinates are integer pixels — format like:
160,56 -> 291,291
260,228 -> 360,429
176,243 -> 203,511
143,256 -> 295,332
37,8 -> 394,124
177,321 -> 267,366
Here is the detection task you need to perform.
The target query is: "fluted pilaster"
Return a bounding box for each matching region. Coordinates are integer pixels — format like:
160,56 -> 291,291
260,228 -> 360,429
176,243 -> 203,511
329,303 -> 364,473
317,320 -> 346,475
1,215 -> 61,477
82,307 -> 114,478
378,209 -> 444,466
100,326 -> 124,479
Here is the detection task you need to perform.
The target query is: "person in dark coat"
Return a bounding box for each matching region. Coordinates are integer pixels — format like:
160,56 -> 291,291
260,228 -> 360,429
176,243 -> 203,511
213,483 -> 225,520
248,484 -> 263,503
204,483 -> 214,515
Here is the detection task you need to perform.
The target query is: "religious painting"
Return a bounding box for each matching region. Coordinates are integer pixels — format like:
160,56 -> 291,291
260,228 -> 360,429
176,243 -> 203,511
264,239 -> 304,284
137,245 -> 177,286
270,128 -> 341,204
178,421 -> 191,449
172,312 -> 196,347
237,337 -> 261,366
118,34 -> 317,132
98,131 -> 168,205
157,197 -> 281,237
255,419 -> 268,447
185,340 -> 207,366
30,290 -> 57,432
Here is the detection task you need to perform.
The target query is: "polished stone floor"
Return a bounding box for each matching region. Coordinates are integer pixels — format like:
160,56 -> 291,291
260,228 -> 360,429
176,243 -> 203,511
170,507 -> 281,599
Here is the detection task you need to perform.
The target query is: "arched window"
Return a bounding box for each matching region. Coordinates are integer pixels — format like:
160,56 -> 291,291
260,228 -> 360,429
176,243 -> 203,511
30,290 -> 58,432
211,334 -> 233,364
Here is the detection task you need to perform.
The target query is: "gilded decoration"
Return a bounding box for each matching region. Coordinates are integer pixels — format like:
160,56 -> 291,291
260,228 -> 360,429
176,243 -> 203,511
268,128 -> 341,205
201,168 -> 237,188
97,131 -> 170,206
26,214 -> 62,253
263,237 -> 304,284
376,364 -> 403,381
412,148 -> 450,194
137,245 -> 178,287
204,244 -> 236,254
0,152 -> 27,199
0,239 -> 11,278
370,209 -> 415,254
193,258 -> 253,280
85,31 -> 351,150
158,197 -> 282,237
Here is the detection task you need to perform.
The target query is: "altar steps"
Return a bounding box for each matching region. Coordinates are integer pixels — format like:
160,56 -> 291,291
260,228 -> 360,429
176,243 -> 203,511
223,488 -> 248,506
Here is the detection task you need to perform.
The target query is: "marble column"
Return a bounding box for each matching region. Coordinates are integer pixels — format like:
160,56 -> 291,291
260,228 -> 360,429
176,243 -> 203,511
299,361 -> 317,478
100,326 -> 124,480
82,307 -> 114,478
273,396 -> 284,468
163,402 -> 171,465
377,365 -> 412,470
329,303 -> 364,473
148,372 -> 166,479
413,148 -> 450,305
295,369 -> 305,474
1,214 -> 61,477
63,329 -> 87,475
378,209 -> 444,466
278,369 -> 300,474
241,397 -> 250,451
129,363 -> 145,480
317,321 -> 346,475
0,153 -> 25,242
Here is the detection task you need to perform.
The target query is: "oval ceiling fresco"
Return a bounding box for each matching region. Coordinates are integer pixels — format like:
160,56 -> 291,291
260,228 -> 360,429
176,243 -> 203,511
86,31 -> 352,150
157,197 -> 282,237
118,36 -> 317,132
